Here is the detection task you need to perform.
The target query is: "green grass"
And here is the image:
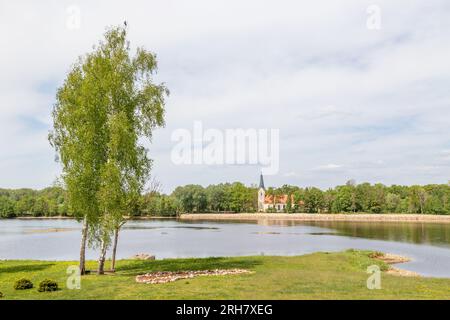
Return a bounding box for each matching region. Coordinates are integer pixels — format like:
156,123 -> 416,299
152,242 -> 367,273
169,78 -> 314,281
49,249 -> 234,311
0,250 -> 449,300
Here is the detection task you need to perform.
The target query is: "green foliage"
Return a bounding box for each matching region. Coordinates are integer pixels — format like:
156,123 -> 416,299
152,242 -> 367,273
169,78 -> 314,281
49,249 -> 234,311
13,278 -> 33,290
2,182 -> 450,217
0,187 -> 69,218
0,291 -> 3,298
48,25 -> 168,247
138,192 -> 178,217
172,185 -> 207,213
171,183 -> 257,213
303,187 -> 324,213
38,279 -> 59,292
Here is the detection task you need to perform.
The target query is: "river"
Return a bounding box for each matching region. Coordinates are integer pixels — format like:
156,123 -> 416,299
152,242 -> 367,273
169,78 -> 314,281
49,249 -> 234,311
1,218 -> 450,277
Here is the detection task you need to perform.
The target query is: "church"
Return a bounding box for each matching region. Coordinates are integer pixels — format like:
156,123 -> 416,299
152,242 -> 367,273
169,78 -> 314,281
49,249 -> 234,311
257,174 -> 296,212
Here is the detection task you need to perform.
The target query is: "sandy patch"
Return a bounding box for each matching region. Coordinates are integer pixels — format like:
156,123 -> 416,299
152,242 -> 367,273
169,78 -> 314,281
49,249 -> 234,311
386,267 -> 420,277
24,228 -> 77,234
371,252 -> 420,277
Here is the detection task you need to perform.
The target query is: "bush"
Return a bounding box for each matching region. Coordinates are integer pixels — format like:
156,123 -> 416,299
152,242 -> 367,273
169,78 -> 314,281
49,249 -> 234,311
38,279 -> 59,292
0,291 -> 3,298
14,278 -> 33,290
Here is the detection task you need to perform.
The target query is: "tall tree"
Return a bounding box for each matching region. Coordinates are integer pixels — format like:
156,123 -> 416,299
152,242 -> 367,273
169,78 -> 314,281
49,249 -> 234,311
50,25 -> 168,275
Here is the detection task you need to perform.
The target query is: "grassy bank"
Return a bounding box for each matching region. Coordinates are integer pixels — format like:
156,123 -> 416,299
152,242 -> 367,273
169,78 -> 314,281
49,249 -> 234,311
1,250 -> 449,300
180,213 -> 450,223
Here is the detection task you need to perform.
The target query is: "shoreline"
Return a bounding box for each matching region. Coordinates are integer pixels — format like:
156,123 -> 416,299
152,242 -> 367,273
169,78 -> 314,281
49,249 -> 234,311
370,252 -> 421,277
5,213 -> 450,223
5,216 -> 176,220
179,213 -> 450,223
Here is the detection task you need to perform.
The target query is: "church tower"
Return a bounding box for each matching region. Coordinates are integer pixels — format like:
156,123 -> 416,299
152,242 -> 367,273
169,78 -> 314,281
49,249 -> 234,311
258,173 -> 265,212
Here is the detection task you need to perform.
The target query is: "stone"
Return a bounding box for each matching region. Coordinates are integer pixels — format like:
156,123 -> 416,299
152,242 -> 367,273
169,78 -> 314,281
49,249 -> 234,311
136,269 -> 251,284
131,253 -> 155,260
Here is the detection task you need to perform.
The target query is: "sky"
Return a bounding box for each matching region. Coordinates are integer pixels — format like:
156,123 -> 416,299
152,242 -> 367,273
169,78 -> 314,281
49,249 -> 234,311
1,0 -> 450,193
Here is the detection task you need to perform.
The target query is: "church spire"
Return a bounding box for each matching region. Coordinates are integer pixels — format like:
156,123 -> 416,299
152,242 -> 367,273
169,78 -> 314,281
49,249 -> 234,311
259,173 -> 265,190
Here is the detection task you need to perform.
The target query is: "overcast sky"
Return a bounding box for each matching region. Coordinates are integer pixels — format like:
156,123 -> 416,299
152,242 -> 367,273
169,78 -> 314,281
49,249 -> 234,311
1,0 -> 450,193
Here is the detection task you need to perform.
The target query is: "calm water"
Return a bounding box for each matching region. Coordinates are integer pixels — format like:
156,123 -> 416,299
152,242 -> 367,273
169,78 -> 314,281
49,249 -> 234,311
1,218 -> 450,278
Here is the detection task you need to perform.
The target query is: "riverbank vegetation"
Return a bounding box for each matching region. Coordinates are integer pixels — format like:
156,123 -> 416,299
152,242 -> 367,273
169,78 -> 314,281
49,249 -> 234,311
2,181 -> 450,219
1,250 -> 449,300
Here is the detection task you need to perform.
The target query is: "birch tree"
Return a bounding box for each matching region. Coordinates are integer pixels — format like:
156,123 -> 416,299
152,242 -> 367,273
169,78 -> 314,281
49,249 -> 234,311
50,25 -> 167,275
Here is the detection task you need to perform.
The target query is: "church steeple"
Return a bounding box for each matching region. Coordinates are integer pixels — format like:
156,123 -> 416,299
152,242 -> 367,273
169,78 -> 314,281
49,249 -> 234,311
258,173 -> 266,212
259,173 -> 265,190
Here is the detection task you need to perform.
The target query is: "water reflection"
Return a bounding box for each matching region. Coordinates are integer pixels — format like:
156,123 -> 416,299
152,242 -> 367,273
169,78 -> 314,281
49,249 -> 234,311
301,221 -> 450,247
124,225 -> 219,231
191,218 -> 450,247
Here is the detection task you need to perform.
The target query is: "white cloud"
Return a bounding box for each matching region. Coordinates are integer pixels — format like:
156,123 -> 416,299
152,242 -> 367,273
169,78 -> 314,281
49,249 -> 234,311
1,0 -> 450,191
315,164 -> 344,171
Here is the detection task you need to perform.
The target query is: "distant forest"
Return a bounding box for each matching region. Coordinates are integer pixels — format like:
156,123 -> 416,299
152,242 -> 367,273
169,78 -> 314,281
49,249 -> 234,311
1,182 -> 450,218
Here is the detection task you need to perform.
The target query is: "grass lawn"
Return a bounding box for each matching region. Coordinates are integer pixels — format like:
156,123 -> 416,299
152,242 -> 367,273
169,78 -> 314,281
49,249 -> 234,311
0,250 -> 449,300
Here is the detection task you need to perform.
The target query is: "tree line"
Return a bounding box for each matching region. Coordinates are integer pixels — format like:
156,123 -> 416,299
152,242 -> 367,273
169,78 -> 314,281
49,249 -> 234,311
0,187 -> 177,218
2,181 -> 450,219
0,187 -> 69,218
105,181 -> 450,215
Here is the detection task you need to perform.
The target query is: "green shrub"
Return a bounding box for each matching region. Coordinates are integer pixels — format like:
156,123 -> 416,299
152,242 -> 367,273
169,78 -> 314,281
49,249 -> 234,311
0,291 -> 3,298
14,278 -> 33,290
38,279 -> 59,292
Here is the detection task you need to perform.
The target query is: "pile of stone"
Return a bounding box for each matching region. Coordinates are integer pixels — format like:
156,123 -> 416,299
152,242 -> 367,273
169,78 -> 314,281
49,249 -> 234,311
131,253 -> 155,260
136,269 -> 251,284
